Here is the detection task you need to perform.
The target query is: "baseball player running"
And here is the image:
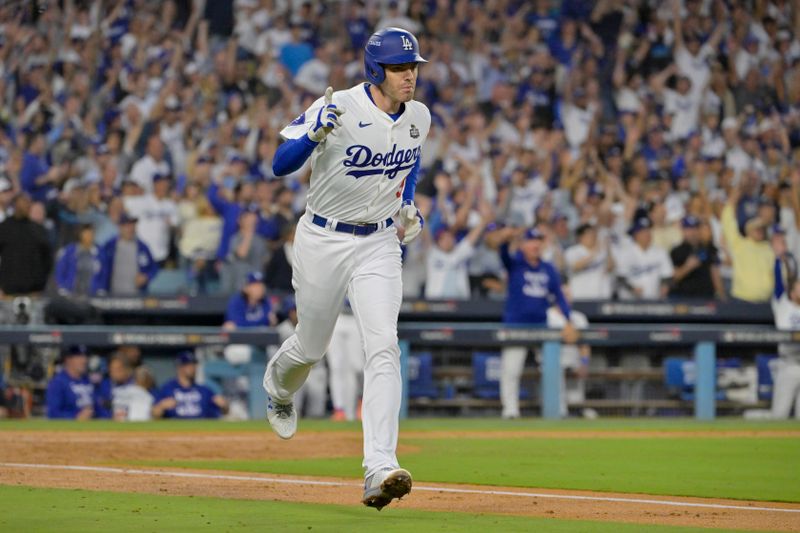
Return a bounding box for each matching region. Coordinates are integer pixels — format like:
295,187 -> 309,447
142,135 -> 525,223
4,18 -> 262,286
263,27 -> 430,511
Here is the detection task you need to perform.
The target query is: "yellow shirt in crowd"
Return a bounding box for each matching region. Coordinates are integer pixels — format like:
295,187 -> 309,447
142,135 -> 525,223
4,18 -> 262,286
721,203 -> 774,302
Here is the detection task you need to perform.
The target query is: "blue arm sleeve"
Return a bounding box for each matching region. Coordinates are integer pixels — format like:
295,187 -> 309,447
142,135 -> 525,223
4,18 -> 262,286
549,266 -> 571,319
499,243 -> 513,271
775,258 -> 785,299
272,135 -> 318,176
401,157 -> 421,204
206,182 -> 228,215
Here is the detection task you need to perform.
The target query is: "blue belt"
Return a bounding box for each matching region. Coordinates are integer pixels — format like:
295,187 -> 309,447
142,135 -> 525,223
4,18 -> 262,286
312,214 -> 393,236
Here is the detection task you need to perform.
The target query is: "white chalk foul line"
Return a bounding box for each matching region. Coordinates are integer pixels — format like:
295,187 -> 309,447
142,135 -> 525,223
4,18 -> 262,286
2,462 -> 799,515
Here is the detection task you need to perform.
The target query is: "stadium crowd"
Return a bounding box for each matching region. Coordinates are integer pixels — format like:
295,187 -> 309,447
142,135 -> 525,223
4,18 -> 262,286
0,0 -> 798,305
0,0 -> 799,418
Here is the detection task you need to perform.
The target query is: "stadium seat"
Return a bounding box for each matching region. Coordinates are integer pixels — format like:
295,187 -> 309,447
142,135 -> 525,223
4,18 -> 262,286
663,357 -> 739,401
755,354 -> 778,400
472,351 -> 530,400
408,352 -> 438,399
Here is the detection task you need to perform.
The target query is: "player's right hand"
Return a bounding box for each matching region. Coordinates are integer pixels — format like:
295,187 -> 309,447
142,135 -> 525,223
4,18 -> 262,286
308,86 -> 345,142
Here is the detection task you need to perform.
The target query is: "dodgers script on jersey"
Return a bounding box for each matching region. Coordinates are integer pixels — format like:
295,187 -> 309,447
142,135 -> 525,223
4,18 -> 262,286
280,84 -> 431,223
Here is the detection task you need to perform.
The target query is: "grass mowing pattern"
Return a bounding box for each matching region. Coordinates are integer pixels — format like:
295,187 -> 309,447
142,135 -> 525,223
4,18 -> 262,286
142,435 -> 800,503
0,485 -> 749,533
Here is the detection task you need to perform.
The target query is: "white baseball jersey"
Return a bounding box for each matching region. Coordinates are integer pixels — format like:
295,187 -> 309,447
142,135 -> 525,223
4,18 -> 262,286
564,244 -> 612,300
280,83 -> 431,223
124,194 -> 180,262
112,384 -> 154,421
616,242 -> 674,299
425,239 -> 475,300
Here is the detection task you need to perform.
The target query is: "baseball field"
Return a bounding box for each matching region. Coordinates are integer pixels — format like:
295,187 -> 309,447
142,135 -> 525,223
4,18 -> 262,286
0,419 -> 798,532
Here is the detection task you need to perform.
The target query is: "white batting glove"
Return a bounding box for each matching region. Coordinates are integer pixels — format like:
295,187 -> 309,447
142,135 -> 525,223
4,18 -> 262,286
399,201 -> 424,244
308,86 -> 345,142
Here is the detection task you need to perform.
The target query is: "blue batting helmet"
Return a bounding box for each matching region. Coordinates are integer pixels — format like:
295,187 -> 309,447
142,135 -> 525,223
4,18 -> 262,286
364,27 -> 427,85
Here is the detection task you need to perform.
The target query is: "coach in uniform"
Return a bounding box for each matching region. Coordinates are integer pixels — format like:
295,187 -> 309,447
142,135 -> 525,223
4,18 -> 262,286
494,227 -> 577,419
152,351 -> 229,419
46,345 -> 94,420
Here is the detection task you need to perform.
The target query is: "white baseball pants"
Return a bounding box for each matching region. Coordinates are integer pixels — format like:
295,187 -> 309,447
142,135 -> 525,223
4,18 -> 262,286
264,213 -> 403,478
500,346 -> 527,419
771,359 -> 800,419
327,312 -> 365,421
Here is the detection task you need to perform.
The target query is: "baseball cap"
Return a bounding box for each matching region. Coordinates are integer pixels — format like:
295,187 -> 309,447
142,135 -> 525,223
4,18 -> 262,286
196,154 -> 213,164
119,213 -> 138,225
628,217 -> 652,235
485,221 -> 505,232
587,182 -> 605,198
152,173 -> 171,183
64,345 -> 88,358
246,271 -> 264,285
176,351 -> 198,365
681,215 -> 700,229
524,227 -> 544,240
772,224 -> 786,235
433,225 -> 452,241
575,222 -> 595,237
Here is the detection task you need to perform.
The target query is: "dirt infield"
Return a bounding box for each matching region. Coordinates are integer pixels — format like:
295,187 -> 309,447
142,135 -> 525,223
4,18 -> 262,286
1,430 -> 799,531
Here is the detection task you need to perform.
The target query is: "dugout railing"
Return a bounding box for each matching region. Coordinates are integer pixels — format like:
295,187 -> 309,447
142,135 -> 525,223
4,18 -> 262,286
0,322 -> 789,420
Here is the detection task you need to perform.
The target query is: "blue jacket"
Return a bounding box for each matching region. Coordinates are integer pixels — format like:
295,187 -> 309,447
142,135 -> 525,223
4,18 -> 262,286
225,292 -> 273,327
54,243 -> 104,295
93,376 -> 135,419
98,237 -> 158,293
20,151 -> 54,203
46,370 -> 94,419
156,379 -> 221,419
500,244 -> 570,325
207,182 -> 279,260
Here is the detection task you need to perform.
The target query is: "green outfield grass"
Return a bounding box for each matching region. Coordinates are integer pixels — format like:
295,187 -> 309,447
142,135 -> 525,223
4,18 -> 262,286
0,485 -> 749,533
4,419 -> 800,503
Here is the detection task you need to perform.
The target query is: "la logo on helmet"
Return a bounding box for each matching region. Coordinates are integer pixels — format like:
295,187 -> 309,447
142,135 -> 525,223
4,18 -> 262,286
401,35 -> 413,50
